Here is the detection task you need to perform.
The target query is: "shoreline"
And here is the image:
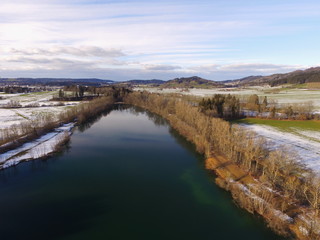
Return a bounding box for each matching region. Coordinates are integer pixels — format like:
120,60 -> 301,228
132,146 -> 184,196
205,154 -> 318,239
0,123 -> 74,170
124,92 -> 320,240
1,93 -> 319,239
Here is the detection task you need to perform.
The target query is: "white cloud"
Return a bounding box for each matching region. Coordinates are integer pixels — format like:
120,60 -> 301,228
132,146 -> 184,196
144,64 -> 181,71
0,60 -> 313,81
8,46 -> 125,57
0,1 -> 319,79
187,63 -> 310,80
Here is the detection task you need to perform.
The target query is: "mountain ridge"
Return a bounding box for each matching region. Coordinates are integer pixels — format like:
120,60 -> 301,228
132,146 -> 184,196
1,66 -> 320,87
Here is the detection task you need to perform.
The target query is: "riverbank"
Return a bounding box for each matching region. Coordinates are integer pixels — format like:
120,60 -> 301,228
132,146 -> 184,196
124,91 -> 320,240
0,93 -> 122,169
0,106 -> 282,240
205,154 -> 319,239
0,123 -> 74,169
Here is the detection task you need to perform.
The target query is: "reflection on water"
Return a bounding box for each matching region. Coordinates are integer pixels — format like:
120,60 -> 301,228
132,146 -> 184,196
0,106 -> 284,240
77,108 -> 113,132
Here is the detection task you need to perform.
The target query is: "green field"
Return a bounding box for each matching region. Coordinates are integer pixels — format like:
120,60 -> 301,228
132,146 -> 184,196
233,118 -> 320,132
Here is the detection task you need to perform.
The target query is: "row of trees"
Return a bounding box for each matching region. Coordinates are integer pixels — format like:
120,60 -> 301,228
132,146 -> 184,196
124,91 -> 320,238
244,94 -> 315,120
199,94 -> 241,119
0,86 -> 48,94
54,86 -> 131,101
198,94 -> 316,120
0,96 -> 115,151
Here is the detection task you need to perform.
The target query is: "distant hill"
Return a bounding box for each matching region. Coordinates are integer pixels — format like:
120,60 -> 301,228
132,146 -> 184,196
162,76 -> 222,88
226,67 -> 320,87
266,67 -> 320,86
0,78 -> 114,86
119,79 -> 165,86
222,76 -> 263,86
3,66 -> 320,88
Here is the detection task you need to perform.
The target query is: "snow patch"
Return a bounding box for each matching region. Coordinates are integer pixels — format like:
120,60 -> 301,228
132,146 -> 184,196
240,124 -> 320,173
0,123 -> 74,169
233,181 -> 293,222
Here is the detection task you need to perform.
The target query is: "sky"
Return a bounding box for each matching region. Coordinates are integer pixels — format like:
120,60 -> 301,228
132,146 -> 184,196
0,0 -> 320,81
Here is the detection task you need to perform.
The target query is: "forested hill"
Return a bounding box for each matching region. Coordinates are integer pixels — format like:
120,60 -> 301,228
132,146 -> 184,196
2,66 -> 320,88
0,78 -> 114,86
226,67 -> 320,87
119,79 -> 165,86
162,76 -> 223,88
267,67 -> 320,86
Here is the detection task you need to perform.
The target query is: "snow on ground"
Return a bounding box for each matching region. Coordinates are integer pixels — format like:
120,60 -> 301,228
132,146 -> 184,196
294,129 -> 320,142
0,92 -> 80,129
0,91 -> 53,105
0,123 -> 74,169
135,87 -> 261,97
0,106 -> 68,129
234,180 -> 293,223
0,109 -> 24,127
240,124 -> 320,173
136,87 -> 320,112
0,92 -> 80,168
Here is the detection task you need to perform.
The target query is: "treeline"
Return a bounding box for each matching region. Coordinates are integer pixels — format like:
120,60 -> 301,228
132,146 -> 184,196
243,94 -> 315,120
53,86 -> 131,101
199,94 -> 241,119
199,93 -> 317,120
124,91 -> 320,239
0,86 -> 48,94
0,96 -> 113,152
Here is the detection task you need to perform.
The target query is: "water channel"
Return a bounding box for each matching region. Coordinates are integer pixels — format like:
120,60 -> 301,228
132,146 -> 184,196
0,106 -> 284,240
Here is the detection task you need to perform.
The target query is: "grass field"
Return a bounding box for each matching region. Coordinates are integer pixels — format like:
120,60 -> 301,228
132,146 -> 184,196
233,118 -> 320,132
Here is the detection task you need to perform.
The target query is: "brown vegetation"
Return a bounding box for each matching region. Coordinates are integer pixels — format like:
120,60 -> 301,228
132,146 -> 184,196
124,91 -> 320,239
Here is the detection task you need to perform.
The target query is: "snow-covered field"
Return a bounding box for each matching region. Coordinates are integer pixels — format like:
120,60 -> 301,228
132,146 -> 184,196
0,91 -> 56,106
0,91 -> 79,169
0,91 -> 79,129
136,87 -> 320,112
240,124 -> 320,173
0,123 -> 74,169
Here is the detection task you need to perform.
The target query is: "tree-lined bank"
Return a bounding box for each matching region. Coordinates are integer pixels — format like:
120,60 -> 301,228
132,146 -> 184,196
124,91 -> 320,240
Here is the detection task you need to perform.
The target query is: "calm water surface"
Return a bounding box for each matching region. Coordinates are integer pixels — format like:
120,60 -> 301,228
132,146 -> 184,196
0,106 -> 284,240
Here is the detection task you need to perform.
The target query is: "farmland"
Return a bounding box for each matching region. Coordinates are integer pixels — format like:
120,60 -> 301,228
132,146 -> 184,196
0,91 -> 79,129
138,86 -> 320,174
234,118 -> 320,173
137,86 -> 320,112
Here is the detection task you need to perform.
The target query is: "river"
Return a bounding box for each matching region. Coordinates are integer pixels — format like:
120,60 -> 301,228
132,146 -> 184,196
0,106 -> 284,240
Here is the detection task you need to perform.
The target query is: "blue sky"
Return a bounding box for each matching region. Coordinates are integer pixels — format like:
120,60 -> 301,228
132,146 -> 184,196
0,0 -> 320,81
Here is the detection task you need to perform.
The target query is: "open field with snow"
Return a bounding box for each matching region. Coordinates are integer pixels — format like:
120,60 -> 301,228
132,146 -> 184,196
0,91 -> 79,169
136,87 -> 320,112
234,119 -> 320,174
0,91 -> 79,129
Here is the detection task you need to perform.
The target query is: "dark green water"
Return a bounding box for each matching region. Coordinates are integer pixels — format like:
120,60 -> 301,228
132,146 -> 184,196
0,106 -> 284,240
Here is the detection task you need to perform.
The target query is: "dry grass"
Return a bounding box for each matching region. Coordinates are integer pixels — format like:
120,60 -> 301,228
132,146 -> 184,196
307,82 -> 320,89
